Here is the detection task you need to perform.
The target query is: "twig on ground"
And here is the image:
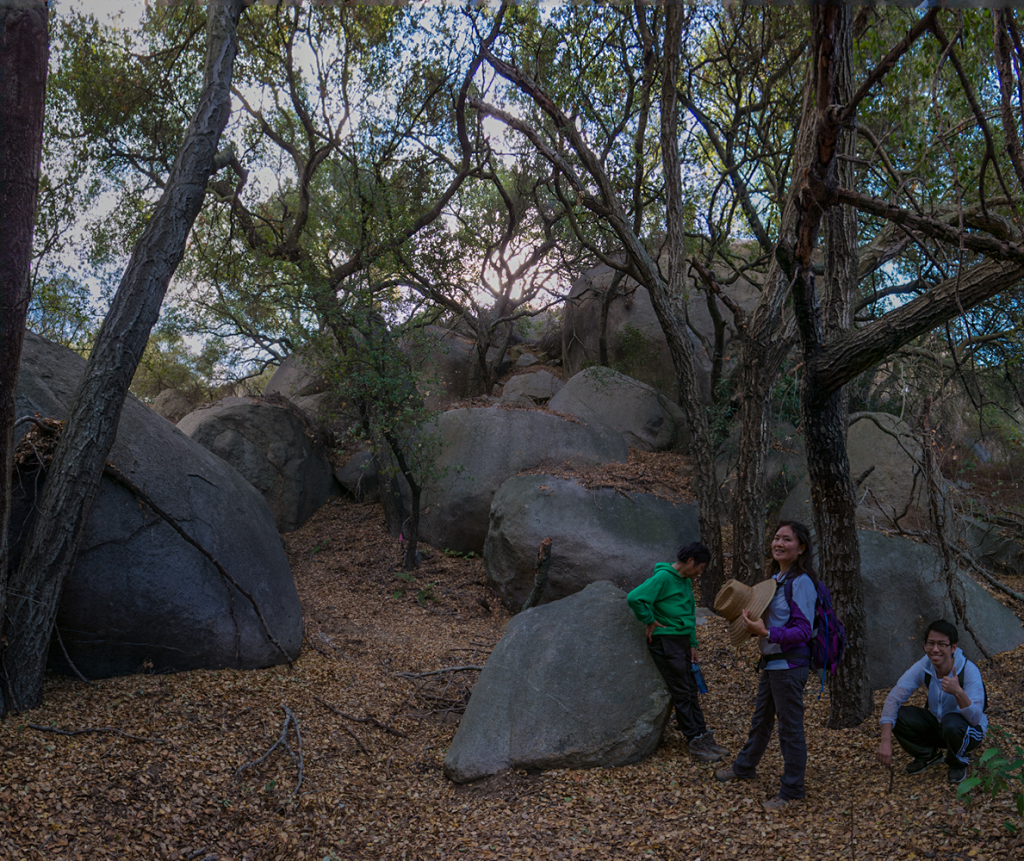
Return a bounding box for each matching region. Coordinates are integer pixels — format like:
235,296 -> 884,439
52,626 -> 95,686
235,705 -> 304,797
396,665 -> 483,679
27,725 -> 161,743
314,696 -> 408,737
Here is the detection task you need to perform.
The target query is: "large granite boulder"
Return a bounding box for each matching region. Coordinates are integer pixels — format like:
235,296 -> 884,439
264,352 -> 331,417
150,388 -> 193,423
549,366 -> 688,452
444,581 -> 671,783
178,398 -> 338,533
11,331 -> 302,679
499,370 -> 564,406
485,475 -> 700,611
780,413 -> 929,531
859,529 -> 1024,690
562,259 -> 761,403
419,406 -> 629,554
414,326 -> 510,410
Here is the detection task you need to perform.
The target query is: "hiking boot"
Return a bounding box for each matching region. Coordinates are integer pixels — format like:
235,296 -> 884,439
906,751 -> 943,775
701,730 -> 730,758
714,764 -> 754,782
947,763 -> 968,784
763,794 -> 795,811
689,733 -> 724,763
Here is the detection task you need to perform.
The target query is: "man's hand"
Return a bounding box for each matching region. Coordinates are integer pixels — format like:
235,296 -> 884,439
877,724 -> 894,767
940,672 -> 963,697
691,647 -> 699,663
741,608 -> 769,638
645,621 -> 666,642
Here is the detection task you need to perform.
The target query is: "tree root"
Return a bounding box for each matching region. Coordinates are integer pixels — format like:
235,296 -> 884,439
314,696 -> 407,738
235,705 -> 303,797
395,665 -> 483,679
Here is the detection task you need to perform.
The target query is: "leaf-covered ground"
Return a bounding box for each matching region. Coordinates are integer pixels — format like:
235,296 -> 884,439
1,494 -> 1023,860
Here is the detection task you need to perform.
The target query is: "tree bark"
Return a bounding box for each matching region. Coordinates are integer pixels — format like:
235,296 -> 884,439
0,0 -> 49,673
0,0 -> 244,716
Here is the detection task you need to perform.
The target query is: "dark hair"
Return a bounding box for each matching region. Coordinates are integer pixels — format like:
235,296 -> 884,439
925,619 -> 959,646
769,520 -> 816,579
678,542 -> 711,566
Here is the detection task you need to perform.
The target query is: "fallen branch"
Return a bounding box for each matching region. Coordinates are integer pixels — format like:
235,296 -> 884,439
314,696 -> 407,738
235,705 -> 304,796
27,725 -> 161,743
949,545 -> 1024,604
52,626 -> 95,686
396,665 -> 484,679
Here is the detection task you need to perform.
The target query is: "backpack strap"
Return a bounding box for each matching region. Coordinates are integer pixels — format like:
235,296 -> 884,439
958,661 -> 988,713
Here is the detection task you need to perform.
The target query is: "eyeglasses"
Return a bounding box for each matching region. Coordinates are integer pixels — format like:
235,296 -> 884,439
925,640 -> 951,649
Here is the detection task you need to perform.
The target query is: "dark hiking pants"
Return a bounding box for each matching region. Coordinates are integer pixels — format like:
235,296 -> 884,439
894,705 -> 985,766
647,634 -> 707,741
732,665 -> 810,800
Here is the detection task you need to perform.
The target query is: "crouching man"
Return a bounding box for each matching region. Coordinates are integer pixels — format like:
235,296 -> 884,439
627,542 -> 728,763
875,619 -> 987,784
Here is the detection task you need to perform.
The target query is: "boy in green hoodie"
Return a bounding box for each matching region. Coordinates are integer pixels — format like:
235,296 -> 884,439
627,542 -> 728,763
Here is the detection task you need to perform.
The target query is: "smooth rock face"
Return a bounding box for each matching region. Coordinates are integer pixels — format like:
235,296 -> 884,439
549,366 -> 688,452
500,370 -> 564,406
561,261 -> 761,403
780,413 -> 928,531
859,530 -> 1024,689
485,475 -> 701,611
11,331 -> 302,679
178,399 -> 337,533
265,353 -> 326,400
335,450 -> 378,502
419,407 -> 629,554
443,582 -> 671,783
150,388 -> 193,423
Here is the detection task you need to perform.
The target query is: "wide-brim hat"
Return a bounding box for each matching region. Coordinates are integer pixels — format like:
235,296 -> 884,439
713,578 -> 777,648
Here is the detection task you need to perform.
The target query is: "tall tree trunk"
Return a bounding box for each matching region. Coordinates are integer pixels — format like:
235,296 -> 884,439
0,0 -> 244,716
785,5 -> 872,726
0,0 -> 49,714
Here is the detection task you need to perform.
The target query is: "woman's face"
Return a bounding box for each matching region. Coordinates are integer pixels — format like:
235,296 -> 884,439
772,525 -> 805,570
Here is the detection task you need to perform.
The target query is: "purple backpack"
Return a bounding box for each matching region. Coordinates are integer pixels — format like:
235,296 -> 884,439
784,576 -> 847,679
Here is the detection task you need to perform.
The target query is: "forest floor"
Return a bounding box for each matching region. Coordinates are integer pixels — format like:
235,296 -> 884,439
1,479 -> 1023,860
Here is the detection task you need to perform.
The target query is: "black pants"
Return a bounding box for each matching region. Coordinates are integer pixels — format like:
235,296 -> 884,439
647,634 -> 707,741
893,705 -> 985,766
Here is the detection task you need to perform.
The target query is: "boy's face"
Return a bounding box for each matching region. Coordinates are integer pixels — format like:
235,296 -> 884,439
677,559 -> 706,579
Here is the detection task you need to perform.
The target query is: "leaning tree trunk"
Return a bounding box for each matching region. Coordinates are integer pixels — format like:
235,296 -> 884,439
0,0 -> 244,716
0,0 -> 49,718
661,4 -> 724,600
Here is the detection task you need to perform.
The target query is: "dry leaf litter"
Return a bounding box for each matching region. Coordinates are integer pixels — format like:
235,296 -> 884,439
1,456 -> 1023,860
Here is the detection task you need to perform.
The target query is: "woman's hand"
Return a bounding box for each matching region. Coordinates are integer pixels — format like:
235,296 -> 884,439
741,609 -> 769,638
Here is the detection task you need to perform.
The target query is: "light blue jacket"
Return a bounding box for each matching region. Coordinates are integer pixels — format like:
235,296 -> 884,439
879,648 -> 987,735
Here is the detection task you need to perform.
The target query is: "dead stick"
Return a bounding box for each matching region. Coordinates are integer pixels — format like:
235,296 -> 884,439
396,665 -> 484,679
27,725 -> 161,743
314,697 -> 407,738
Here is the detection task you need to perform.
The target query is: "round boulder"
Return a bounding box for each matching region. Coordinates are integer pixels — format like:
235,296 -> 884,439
178,398 -> 338,533
419,406 -> 628,554
12,331 -> 302,679
443,581 -> 671,783
549,366 -> 688,452
499,370 -> 564,406
484,474 -> 700,610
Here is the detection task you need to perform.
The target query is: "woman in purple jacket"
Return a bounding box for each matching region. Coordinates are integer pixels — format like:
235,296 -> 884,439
715,521 -> 816,810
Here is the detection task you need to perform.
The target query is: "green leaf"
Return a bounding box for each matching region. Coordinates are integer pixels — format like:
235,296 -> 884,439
979,747 -> 1000,764
395,571 -> 415,583
957,777 -> 981,797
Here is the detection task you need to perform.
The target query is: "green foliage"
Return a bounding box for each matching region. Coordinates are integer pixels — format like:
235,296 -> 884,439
957,727 -> 1024,832
392,571 -> 437,607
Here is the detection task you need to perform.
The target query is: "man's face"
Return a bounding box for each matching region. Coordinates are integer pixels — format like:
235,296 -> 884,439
678,559 -> 707,580
924,630 -> 954,668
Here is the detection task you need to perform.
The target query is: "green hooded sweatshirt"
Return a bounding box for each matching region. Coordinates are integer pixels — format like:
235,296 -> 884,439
626,562 -> 697,642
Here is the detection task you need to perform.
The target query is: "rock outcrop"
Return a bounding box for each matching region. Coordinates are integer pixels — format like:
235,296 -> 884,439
11,331 -> 302,679
178,398 -> 338,533
419,406 -> 629,554
443,582 -> 671,783
484,475 -> 700,610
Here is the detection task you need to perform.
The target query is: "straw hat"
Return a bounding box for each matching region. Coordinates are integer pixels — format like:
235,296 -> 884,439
713,578 -> 777,648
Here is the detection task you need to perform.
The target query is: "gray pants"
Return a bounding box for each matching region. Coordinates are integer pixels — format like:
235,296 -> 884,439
732,666 -> 810,800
